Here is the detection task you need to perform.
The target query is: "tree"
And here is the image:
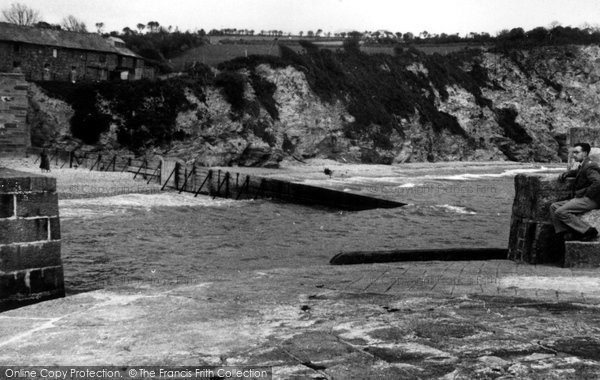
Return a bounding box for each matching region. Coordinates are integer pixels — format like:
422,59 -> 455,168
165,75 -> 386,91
147,21 -> 160,33
95,22 -> 104,34
61,15 -> 87,32
35,21 -> 61,30
526,26 -> 548,43
136,23 -> 145,34
549,20 -> 561,29
2,2 -> 41,25
122,26 -> 134,35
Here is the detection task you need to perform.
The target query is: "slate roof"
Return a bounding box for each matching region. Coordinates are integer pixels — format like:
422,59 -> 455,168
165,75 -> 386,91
0,22 -> 139,58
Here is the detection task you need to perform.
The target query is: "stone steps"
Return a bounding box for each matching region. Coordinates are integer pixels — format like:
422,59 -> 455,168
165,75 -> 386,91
564,241 -> 600,268
564,210 -> 600,268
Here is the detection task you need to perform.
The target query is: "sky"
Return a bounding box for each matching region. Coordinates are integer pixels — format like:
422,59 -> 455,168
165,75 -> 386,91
2,0 -> 600,36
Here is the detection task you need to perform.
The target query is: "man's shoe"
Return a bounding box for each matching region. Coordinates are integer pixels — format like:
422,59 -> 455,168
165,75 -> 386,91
578,228 -> 598,242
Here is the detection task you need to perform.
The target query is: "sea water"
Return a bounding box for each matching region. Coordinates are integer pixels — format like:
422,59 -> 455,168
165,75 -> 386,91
59,163 -> 564,294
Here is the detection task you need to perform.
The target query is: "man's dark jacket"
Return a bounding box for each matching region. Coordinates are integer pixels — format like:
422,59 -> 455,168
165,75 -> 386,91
564,157 -> 600,204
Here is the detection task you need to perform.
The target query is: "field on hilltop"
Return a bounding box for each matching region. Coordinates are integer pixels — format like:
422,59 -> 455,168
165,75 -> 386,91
171,40 -> 481,70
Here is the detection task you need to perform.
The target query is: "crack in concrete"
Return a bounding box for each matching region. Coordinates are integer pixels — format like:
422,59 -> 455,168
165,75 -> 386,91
0,317 -> 61,347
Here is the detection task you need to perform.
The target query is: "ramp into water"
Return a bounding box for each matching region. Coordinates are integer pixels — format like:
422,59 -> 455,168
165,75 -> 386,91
161,163 -> 406,211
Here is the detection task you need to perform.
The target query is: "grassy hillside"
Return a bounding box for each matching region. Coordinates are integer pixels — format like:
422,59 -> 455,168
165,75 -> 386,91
171,42 -> 479,70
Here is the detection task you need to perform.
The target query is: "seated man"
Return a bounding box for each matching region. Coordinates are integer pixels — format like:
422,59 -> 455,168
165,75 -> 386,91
550,142 -> 600,241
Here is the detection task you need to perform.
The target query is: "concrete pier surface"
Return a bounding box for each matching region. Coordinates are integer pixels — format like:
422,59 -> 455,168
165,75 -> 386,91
1,260 -> 600,379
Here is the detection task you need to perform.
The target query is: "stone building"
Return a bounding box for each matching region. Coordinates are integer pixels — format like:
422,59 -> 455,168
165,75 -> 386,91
0,22 -> 154,81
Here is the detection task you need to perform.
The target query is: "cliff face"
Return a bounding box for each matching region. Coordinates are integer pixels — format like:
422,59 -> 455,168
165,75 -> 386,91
29,45 -> 600,166
475,45 -> 600,162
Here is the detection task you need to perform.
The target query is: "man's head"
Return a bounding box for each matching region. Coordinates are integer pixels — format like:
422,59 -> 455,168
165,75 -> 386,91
573,142 -> 591,162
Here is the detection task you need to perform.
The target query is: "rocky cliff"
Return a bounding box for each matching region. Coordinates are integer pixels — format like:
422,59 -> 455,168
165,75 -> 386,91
28,44 -> 600,166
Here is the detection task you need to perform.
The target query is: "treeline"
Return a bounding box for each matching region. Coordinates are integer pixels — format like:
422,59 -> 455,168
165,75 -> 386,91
494,26 -> 600,48
334,25 -> 600,47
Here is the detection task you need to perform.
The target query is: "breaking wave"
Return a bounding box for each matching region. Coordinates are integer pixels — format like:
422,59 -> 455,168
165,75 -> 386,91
434,204 -> 478,215
59,192 -> 239,219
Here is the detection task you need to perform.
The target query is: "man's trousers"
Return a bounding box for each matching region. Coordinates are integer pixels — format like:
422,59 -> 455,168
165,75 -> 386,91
550,197 -> 598,234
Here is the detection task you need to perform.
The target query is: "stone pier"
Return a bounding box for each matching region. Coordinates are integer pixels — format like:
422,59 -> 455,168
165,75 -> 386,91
509,127 -> 600,267
0,168 -> 64,311
507,173 -> 572,264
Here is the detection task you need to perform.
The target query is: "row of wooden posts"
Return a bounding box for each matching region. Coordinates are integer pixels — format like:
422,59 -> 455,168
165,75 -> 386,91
29,148 -> 267,200
161,163 -> 269,200
32,148 -> 162,184
29,148 -> 405,210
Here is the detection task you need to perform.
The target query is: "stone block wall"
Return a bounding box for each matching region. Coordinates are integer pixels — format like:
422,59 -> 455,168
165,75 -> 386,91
564,210 -> 600,267
0,73 -> 29,154
0,168 -> 64,311
508,173 -> 573,264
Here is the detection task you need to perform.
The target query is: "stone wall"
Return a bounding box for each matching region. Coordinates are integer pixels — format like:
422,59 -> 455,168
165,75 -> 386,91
0,168 -> 64,311
0,73 -> 29,154
507,173 -> 572,264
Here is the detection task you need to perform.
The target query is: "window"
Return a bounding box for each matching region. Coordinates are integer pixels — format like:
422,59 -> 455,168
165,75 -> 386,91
13,44 -> 20,53
99,54 -> 106,63
52,49 -> 57,58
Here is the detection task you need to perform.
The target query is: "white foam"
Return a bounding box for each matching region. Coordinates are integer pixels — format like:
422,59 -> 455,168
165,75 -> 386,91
300,176 -> 406,187
59,192 -> 239,219
421,167 -> 563,181
298,166 -> 563,186
435,204 -> 477,215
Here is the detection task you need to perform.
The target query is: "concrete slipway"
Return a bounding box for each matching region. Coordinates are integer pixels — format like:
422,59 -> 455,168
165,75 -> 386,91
1,260 -> 600,379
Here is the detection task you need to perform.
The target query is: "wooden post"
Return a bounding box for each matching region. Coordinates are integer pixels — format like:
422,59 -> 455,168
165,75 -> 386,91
160,167 -> 177,191
194,170 -> 212,197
